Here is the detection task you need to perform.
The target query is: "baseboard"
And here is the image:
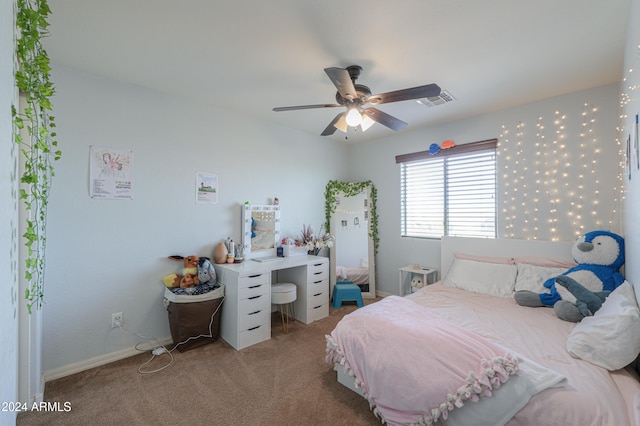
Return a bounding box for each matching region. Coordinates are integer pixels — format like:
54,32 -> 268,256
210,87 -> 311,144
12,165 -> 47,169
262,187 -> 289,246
44,337 -> 173,382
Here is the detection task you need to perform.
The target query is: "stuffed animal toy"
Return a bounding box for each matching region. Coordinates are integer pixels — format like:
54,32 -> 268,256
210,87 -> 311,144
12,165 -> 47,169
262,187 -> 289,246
552,275 -> 610,322
162,273 -> 183,288
178,273 -> 197,288
197,257 -> 216,284
162,255 -> 202,289
514,230 -> 625,321
410,276 -> 425,293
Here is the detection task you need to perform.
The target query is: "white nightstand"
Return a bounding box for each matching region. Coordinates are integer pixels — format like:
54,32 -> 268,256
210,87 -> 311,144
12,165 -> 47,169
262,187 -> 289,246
398,265 -> 438,296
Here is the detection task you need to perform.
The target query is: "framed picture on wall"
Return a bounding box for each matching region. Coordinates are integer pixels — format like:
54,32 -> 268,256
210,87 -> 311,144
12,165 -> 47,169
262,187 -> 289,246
196,172 -> 218,204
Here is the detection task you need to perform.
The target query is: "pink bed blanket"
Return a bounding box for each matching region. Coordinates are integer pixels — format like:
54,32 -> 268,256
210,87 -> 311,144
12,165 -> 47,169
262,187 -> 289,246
325,296 -> 520,425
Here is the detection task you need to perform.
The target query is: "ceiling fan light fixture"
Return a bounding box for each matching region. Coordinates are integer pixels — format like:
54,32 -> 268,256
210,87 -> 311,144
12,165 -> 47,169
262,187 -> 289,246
360,114 -> 375,131
345,108 -> 363,127
334,114 -> 348,132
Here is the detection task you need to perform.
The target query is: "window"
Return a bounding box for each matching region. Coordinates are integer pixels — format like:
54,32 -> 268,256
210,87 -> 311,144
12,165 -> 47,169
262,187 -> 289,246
396,139 -> 497,239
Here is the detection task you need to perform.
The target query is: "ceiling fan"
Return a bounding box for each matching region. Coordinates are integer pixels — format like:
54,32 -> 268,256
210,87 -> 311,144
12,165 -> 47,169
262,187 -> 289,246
273,65 -> 441,136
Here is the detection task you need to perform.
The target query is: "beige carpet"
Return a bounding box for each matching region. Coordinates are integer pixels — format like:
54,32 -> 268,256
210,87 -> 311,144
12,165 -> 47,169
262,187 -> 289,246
17,301 -> 380,426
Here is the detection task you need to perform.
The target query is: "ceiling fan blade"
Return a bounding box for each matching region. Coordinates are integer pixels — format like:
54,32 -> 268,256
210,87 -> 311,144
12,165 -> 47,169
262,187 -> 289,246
273,103 -> 340,112
321,112 -> 346,136
324,67 -> 358,100
366,83 -> 441,105
363,107 -> 408,131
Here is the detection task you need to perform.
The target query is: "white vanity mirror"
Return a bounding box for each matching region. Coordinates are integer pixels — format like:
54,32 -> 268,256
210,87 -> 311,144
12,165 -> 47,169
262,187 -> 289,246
326,181 -> 377,299
241,204 -> 281,259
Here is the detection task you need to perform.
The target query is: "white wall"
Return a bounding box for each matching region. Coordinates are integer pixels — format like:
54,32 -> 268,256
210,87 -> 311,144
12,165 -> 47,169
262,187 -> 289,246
348,83 -> 623,296
0,0 -> 19,423
42,66 -> 349,374
621,0 -> 640,286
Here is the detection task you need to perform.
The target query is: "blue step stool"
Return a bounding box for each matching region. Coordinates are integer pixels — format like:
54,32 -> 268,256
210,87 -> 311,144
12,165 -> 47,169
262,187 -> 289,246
332,281 -> 364,308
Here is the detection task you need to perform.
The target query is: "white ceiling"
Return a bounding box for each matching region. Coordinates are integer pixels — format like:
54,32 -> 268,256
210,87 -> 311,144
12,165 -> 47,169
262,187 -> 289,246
44,0 -> 632,143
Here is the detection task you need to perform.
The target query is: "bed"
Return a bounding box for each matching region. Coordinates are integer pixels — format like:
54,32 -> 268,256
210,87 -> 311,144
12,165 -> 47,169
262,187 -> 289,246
326,236 -> 640,426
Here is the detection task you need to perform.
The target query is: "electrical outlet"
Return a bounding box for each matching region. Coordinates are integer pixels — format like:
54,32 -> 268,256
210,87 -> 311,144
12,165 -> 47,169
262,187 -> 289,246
111,312 -> 123,328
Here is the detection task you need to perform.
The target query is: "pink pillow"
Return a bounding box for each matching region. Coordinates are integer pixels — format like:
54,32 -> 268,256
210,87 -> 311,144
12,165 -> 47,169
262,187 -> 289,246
454,252 -> 515,265
514,256 -> 576,269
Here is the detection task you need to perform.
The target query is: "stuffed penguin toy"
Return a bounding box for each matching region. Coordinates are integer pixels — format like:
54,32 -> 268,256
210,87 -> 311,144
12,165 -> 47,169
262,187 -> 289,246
514,230 -> 625,321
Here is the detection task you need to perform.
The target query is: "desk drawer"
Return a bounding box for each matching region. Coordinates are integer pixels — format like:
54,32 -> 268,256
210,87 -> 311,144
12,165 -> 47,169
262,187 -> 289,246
238,322 -> 270,349
238,273 -> 269,288
308,303 -> 329,323
307,263 -> 328,281
239,281 -> 269,299
308,290 -> 327,307
308,278 -> 328,296
239,293 -> 270,316
239,306 -> 270,331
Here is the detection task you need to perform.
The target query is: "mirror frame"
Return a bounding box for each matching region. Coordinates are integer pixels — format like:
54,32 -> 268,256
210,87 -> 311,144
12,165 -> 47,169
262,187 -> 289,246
325,180 -> 378,299
241,204 -> 281,259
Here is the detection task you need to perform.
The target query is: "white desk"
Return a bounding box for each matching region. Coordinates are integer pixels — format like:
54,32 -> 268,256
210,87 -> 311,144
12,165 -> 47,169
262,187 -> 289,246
398,265 -> 438,296
213,255 -> 329,350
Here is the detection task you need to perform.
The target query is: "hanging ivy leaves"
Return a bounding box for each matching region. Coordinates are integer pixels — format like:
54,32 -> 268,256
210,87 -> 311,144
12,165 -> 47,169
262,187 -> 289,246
324,180 -> 379,253
13,0 -> 60,313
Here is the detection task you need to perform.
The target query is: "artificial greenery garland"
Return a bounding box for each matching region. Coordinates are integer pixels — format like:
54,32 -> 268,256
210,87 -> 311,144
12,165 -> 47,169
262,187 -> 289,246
12,0 -> 60,312
324,180 -> 379,253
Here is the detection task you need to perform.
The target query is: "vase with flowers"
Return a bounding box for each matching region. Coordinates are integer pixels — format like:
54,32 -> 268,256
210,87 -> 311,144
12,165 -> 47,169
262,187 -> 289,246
298,224 -> 334,256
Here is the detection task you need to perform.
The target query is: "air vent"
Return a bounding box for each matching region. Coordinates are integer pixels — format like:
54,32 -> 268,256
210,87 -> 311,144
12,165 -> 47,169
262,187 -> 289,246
416,90 -> 456,108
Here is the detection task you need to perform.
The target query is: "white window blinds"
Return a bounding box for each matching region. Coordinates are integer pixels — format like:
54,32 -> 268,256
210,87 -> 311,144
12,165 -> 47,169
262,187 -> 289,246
397,139 -> 497,239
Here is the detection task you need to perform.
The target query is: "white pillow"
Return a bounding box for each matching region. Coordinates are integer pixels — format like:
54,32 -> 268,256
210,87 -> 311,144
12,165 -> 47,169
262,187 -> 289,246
444,258 -> 518,297
514,263 -> 568,293
566,281 -> 640,370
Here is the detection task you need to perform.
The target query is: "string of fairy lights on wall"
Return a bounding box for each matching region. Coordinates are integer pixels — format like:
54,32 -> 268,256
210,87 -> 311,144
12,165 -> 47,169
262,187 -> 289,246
335,205 -> 369,224
499,103 -> 610,242
498,43 -> 638,242
617,43 -> 640,201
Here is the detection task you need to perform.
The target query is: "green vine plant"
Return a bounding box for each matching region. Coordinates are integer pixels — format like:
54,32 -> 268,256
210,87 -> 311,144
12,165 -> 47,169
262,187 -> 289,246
324,180 -> 379,253
12,0 -> 60,313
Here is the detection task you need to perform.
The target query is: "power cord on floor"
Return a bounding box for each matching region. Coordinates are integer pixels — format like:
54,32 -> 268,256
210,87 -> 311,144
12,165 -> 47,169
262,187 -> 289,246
115,320 -> 175,374
115,296 -> 224,374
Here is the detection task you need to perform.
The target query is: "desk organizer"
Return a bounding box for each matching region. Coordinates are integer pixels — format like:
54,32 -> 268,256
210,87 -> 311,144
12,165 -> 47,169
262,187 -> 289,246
283,245 -> 308,257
